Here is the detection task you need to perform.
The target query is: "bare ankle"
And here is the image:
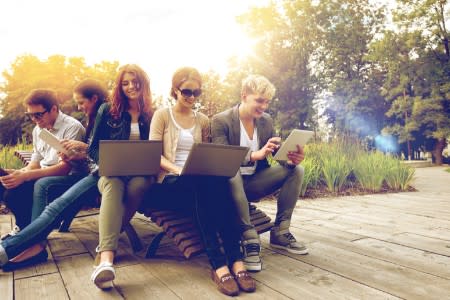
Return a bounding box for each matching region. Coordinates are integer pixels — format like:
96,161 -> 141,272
232,261 -> 246,274
215,265 -> 231,278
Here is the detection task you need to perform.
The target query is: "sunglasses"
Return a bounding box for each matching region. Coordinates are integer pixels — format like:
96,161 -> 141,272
179,88 -> 202,98
25,110 -> 49,120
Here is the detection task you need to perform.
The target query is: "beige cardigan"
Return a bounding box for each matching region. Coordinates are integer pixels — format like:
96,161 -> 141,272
150,107 -> 210,181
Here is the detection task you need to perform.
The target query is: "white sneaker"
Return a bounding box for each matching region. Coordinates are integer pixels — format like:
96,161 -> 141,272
91,261 -> 115,289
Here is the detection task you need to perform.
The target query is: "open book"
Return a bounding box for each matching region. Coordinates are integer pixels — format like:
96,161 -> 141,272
38,128 -> 70,155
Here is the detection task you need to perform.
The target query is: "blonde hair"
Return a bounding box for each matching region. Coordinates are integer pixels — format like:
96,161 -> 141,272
241,75 -> 276,100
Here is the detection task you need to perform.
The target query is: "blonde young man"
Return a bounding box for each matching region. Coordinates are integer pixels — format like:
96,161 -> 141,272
211,75 -> 308,272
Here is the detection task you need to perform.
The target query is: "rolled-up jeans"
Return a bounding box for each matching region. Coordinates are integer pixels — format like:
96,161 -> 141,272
229,164 -> 304,241
0,175 -> 99,266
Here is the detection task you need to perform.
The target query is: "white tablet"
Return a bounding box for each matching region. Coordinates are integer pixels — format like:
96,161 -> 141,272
38,128 -> 70,155
273,129 -> 314,161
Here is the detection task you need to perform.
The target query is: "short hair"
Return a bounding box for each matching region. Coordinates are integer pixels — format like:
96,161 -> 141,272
171,67 -> 202,100
241,75 -> 276,100
24,89 -> 59,111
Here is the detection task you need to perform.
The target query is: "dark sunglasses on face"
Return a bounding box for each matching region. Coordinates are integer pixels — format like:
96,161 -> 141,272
179,88 -> 202,98
25,110 -> 49,120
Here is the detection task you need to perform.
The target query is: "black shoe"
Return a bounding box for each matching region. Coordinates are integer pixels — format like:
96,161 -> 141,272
1,249 -> 48,272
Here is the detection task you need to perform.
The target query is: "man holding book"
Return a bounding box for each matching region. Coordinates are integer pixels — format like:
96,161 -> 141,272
0,89 -> 85,238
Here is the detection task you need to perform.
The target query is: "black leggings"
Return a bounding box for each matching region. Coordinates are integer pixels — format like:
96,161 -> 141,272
145,175 -> 243,269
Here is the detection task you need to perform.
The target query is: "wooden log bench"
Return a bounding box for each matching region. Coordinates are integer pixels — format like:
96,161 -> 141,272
14,150 -> 274,259
140,203 -> 273,259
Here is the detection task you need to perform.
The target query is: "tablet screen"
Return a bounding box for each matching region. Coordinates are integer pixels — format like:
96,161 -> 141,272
273,129 -> 314,161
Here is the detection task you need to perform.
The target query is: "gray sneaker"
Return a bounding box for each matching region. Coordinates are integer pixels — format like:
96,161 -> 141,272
242,242 -> 262,272
270,231 -> 308,255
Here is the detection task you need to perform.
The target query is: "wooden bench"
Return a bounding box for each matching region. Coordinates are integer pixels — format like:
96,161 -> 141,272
140,203 -> 273,259
14,150 -> 273,259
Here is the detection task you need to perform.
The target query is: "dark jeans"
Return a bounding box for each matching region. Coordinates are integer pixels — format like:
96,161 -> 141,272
146,175 -> 243,270
1,181 -> 36,230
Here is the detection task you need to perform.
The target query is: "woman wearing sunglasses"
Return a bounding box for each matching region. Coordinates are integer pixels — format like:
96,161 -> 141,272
87,64 -> 154,289
0,79 -> 107,271
148,66 -> 256,296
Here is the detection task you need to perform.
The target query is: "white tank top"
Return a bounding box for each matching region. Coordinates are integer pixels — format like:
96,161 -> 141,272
129,123 -> 140,140
169,108 -> 195,171
239,120 -> 258,175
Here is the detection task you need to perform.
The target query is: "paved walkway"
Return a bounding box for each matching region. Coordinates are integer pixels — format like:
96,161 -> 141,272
1,166 -> 449,299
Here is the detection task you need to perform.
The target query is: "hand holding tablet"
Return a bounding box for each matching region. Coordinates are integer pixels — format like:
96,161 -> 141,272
273,129 -> 314,161
38,129 -> 70,155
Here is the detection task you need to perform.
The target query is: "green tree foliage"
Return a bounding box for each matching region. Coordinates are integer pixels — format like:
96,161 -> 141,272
236,0 -> 321,135
0,54 -> 118,145
317,0 -> 388,138
375,0 -> 450,164
198,70 -> 238,118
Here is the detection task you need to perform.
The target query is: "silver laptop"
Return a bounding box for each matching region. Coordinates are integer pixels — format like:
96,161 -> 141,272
181,143 -> 249,177
99,140 -> 162,176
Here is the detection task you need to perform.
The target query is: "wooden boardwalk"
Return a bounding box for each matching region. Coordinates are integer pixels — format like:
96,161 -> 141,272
1,166 -> 449,299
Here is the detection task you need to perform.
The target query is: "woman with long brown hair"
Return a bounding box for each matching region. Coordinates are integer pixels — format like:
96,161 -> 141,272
88,64 -> 154,289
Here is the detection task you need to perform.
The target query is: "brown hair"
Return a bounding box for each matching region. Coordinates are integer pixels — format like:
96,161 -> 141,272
110,64 -> 152,118
170,67 -> 202,100
24,89 -> 59,111
73,78 -> 109,139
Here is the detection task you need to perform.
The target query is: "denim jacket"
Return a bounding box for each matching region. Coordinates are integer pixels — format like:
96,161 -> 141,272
88,102 -> 151,164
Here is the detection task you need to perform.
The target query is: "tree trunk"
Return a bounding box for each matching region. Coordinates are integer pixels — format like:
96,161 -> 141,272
432,138 -> 446,165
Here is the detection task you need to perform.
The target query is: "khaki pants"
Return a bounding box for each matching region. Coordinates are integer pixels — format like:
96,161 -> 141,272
97,176 -> 154,252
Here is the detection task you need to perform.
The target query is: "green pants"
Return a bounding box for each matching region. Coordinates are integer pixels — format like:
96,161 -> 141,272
97,176 -> 153,252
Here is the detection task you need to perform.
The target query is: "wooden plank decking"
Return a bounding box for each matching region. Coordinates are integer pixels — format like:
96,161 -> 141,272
1,166 -> 449,299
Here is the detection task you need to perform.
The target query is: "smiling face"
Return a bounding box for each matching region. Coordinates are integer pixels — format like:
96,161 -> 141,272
175,79 -> 201,110
73,92 -> 97,116
121,72 -> 141,102
241,92 -> 271,119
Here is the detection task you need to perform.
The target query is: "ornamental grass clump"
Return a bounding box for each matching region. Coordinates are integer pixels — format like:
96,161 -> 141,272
300,143 -> 322,196
353,151 -> 387,192
320,142 -> 352,193
384,158 -> 415,191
